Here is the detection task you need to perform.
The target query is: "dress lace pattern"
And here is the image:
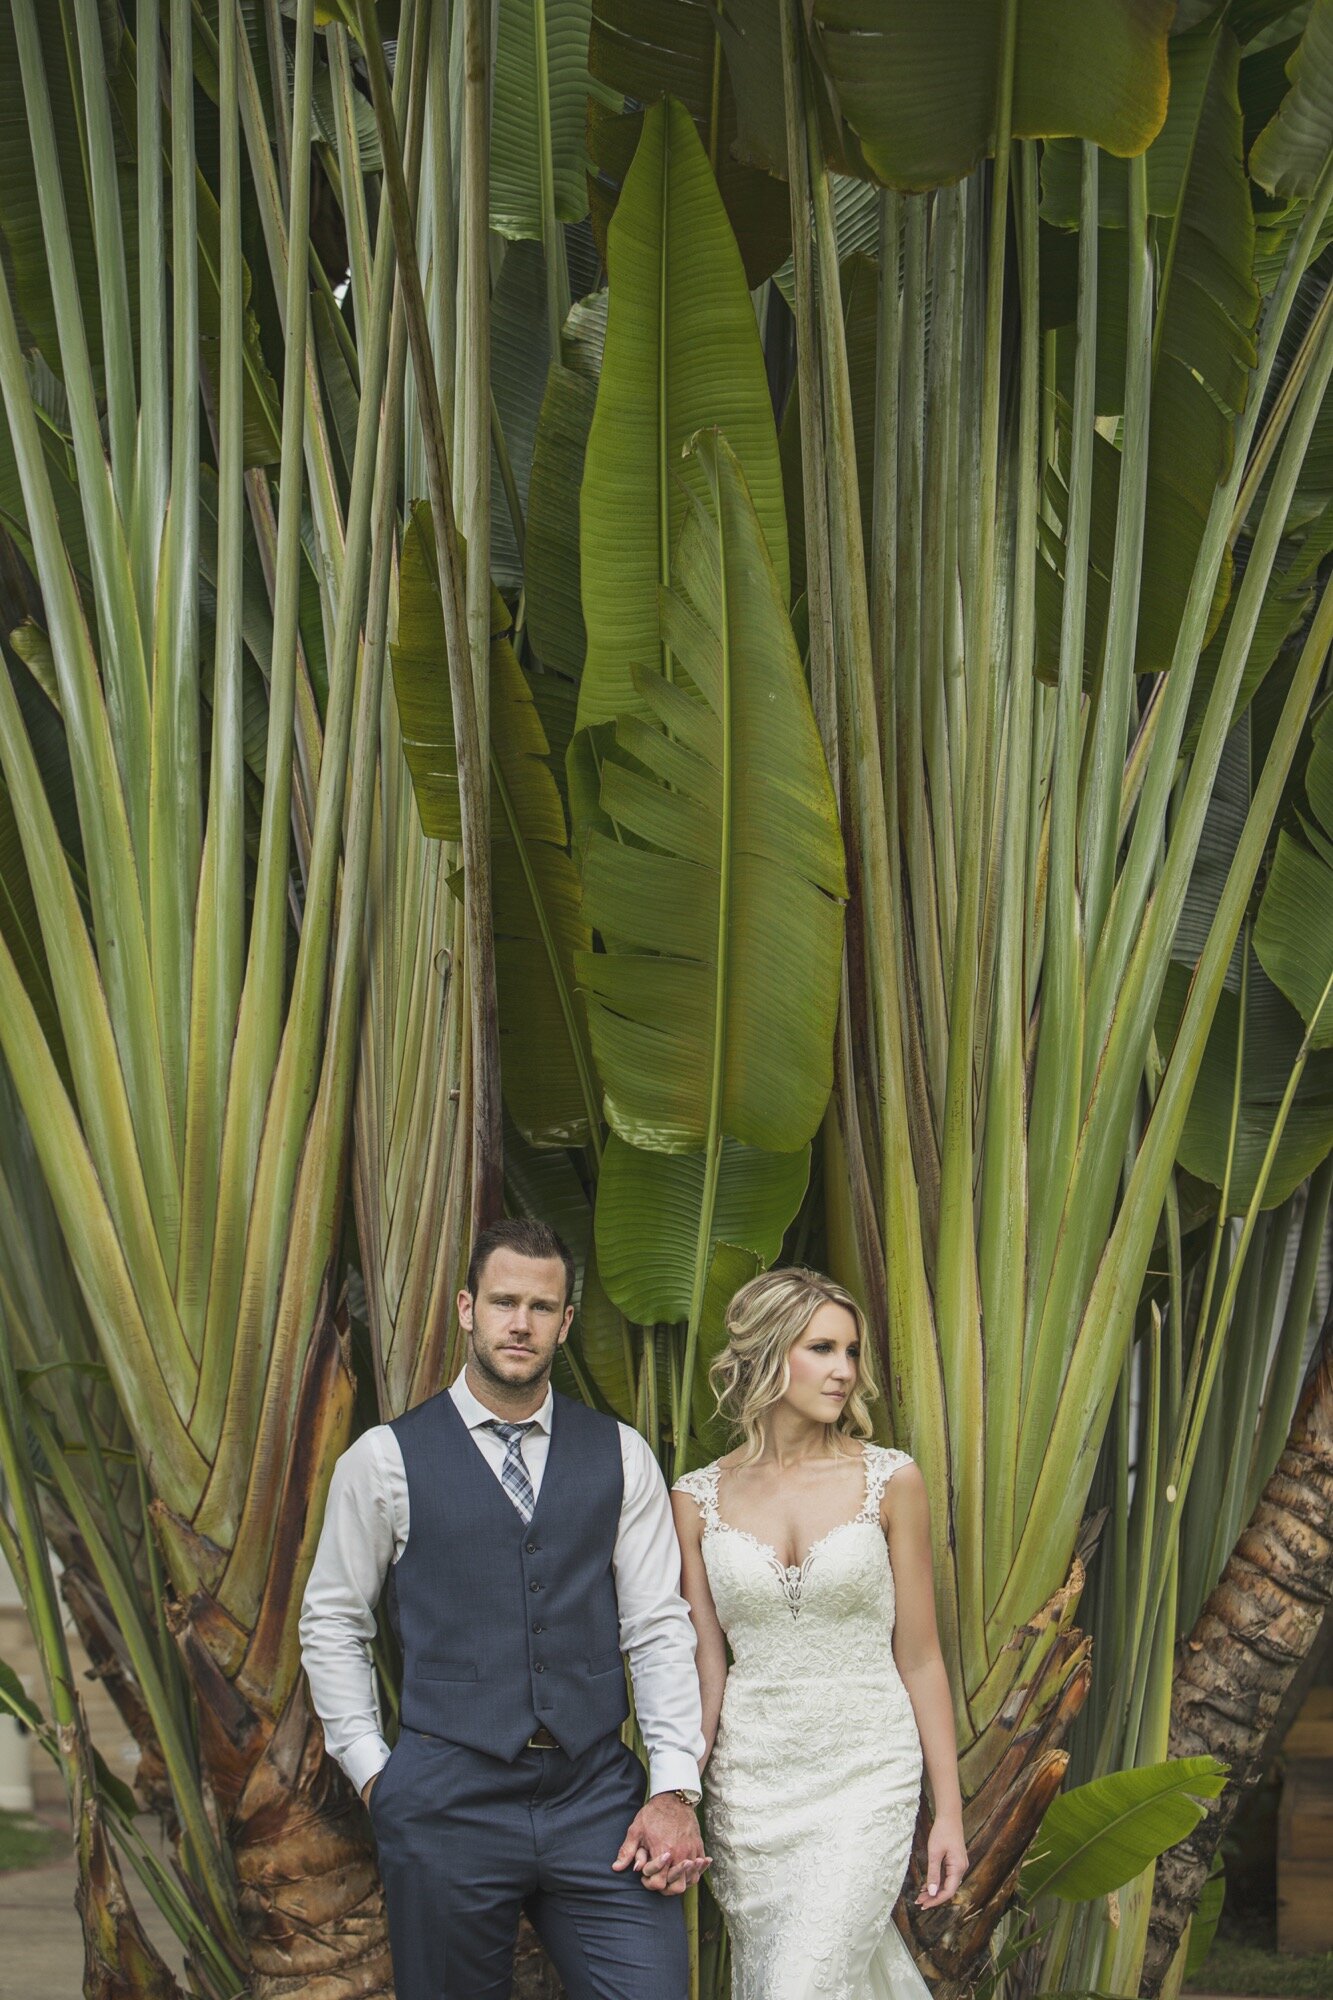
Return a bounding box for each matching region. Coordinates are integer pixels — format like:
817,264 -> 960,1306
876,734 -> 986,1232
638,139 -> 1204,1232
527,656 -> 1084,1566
674,1447 -> 928,2000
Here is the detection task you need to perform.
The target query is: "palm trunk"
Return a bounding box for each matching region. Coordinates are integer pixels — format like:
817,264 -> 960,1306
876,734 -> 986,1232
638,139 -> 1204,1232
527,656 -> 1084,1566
903,1565 -> 1093,1994
1140,1313 -> 1333,1996
151,1308 -> 393,2000
513,1923 -> 565,1997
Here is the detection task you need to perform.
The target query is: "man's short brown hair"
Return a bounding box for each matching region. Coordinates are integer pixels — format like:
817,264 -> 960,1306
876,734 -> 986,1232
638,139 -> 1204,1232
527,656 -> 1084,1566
466,1218 -> 577,1309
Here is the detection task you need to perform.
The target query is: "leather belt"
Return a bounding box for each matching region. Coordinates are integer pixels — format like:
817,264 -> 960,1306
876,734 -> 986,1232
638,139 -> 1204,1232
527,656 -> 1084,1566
525,1726 -> 560,1750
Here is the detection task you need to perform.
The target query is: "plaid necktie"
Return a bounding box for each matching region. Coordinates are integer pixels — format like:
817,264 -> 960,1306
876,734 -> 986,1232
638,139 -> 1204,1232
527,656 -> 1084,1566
484,1419 -> 538,1523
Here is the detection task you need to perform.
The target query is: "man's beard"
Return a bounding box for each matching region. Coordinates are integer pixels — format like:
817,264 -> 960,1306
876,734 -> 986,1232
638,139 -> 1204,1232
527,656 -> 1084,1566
471,1339 -> 553,1390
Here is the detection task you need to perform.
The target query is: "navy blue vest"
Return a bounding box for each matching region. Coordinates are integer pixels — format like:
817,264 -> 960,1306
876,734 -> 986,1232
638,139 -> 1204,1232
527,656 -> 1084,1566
389,1387 -> 629,1761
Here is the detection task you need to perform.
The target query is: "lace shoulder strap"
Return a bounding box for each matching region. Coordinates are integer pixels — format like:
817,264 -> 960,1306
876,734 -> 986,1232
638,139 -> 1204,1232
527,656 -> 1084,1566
859,1444 -> 915,1520
672,1461 -> 721,1528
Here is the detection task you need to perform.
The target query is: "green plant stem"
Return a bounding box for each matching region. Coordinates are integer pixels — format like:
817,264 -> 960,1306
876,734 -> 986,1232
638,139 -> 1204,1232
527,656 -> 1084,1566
531,0 -> 571,357
1024,141 -> 1097,1383
674,453 -> 735,1482
779,0 -> 834,758
328,26 -> 372,338
1080,153 -> 1151,956
70,0 -> 135,516
357,0 -> 504,1236
25,1399 -> 241,1948
1248,1152 -> 1333,1512
461,0 -> 493,754
200,0 -> 427,1566
799,14 -> 957,1679
0,1316 -> 79,1742
134,0 -> 167,635
1112,948 -> 1333,1757
979,141 -> 1040,1576
192,0 -> 322,1470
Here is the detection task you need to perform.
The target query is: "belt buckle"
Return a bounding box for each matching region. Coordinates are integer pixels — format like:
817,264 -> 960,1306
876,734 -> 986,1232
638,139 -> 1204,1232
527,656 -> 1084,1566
526,1727 -> 558,1750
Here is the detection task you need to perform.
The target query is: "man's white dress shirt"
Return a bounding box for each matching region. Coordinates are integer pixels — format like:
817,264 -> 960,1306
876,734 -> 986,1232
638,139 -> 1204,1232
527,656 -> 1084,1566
299,1374 -> 705,1799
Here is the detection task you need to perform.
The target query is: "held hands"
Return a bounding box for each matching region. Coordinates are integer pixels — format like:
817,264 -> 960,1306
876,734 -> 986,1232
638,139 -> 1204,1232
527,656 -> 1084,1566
613,1792 -> 711,1896
914,1814 -> 968,1910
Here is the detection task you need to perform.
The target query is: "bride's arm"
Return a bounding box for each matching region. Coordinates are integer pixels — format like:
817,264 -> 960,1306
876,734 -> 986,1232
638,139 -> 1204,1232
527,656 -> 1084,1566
670,1490 -> 729,1766
884,1464 -> 969,1908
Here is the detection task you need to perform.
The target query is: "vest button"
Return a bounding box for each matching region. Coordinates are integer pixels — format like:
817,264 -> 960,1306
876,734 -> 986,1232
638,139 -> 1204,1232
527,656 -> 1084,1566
534,1662 -> 546,1674
529,1580 -> 543,1592
525,1542 -> 539,1554
532,1622 -> 545,1634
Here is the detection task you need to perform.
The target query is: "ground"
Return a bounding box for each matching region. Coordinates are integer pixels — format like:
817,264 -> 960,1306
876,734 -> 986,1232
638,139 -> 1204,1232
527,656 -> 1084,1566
0,1810 -> 65,1873
1184,1767 -> 1333,2000
0,1813 -> 183,2000
1191,1926 -> 1333,1999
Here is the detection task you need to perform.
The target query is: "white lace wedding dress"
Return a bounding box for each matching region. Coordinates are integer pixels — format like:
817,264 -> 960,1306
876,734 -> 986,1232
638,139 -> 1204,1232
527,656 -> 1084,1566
674,1447 -> 930,2000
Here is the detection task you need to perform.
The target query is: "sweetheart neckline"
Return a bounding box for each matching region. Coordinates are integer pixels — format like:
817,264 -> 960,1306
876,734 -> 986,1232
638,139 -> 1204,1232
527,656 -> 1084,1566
707,1512 -> 882,1583
702,1443 -> 884,1578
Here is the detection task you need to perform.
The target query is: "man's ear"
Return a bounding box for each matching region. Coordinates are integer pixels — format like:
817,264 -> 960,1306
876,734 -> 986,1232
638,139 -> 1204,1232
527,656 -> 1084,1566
457,1288 -> 474,1332
557,1303 -> 574,1346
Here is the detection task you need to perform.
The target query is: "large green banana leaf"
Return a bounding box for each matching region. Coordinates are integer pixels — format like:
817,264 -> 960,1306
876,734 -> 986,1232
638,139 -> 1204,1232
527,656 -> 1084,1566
575,430 -> 843,1421
526,292 -> 606,679
1159,959 -> 1333,1209
0,2 -> 116,388
527,362 -> 598,676
491,634 -> 597,1147
390,502 -> 596,1147
1022,1757 -> 1227,1902
689,1241 -> 763,1454
1039,25 -> 1260,676
1256,698 -> 1333,1044
586,0 -> 791,287
1138,23 -> 1259,671
799,0 -> 1172,192
490,240 -> 554,591
577,96 -> 788,729
391,504 -> 464,839
594,1134 -> 809,1324
1163,705 -> 1333,1208
491,0 -> 593,240
577,430 -> 844,1151
1250,0 -> 1333,197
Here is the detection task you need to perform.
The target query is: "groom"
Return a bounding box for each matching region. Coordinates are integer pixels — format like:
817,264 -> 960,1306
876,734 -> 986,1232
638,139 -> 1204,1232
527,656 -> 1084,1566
300,1217 -> 707,1998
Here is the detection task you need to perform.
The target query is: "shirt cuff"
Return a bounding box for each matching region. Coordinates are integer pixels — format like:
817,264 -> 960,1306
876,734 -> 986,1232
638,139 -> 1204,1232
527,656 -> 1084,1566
647,1750 -> 704,1802
341,1731 -> 392,1797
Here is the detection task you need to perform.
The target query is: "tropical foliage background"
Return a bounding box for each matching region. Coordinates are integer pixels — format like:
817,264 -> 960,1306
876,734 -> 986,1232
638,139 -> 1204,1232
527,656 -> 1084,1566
1,1 -> 1332,1997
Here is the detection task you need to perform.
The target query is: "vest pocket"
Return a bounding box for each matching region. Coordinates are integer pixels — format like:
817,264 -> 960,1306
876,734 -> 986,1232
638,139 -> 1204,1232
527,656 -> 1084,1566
587,1656 -> 624,1676
414,1658 -> 479,1681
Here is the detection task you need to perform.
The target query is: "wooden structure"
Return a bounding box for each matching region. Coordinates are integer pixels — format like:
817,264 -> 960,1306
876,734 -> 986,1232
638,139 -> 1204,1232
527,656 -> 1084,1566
1277,1685 -> 1333,1953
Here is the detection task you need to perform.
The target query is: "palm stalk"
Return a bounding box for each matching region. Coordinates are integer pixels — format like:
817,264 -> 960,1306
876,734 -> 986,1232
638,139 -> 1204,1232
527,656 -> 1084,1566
1143,1308 -> 1333,1992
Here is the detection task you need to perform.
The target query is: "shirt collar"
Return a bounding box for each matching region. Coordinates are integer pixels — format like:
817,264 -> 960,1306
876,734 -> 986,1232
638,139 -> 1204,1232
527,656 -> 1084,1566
450,1370 -> 553,1435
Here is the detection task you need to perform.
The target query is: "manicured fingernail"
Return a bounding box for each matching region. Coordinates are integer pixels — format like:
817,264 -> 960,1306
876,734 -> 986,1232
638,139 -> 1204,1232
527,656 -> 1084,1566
928,1883 -> 938,1894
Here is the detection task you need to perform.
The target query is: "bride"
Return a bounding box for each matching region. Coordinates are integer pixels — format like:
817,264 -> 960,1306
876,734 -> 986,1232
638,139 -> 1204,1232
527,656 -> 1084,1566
671,1267 -> 967,2000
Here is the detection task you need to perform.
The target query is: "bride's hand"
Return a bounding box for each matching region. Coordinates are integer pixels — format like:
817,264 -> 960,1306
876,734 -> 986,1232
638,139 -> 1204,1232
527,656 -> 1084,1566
915,1816 -> 967,1908
613,1793 -> 711,1896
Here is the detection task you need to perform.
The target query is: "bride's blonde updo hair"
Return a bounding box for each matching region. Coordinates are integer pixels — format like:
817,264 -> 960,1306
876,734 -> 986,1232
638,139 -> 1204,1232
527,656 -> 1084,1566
709,1266 -> 878,1464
